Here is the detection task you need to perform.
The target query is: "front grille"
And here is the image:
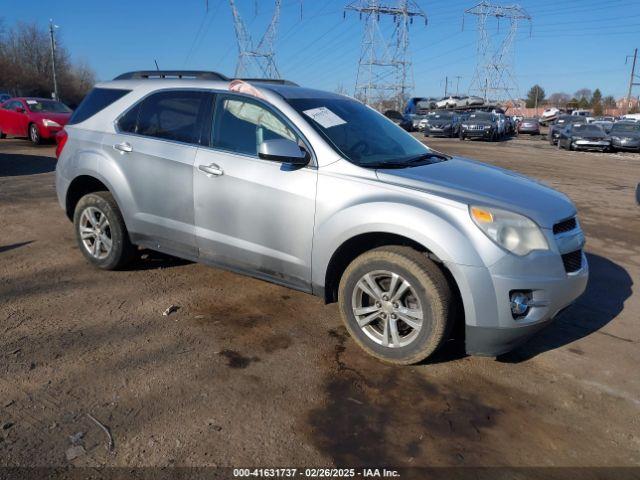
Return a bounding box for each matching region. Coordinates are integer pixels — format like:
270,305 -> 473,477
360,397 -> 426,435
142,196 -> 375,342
468,125 -> 485,130
553,217 -> 577,234
562,250 -> 582,273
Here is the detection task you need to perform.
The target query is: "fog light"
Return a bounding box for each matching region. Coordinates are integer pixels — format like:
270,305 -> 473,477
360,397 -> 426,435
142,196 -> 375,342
510,291 -> 532,318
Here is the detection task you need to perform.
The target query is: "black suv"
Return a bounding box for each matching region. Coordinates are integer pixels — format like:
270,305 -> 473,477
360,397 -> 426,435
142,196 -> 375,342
459,112 -> 499,141
423,111 -> 461,138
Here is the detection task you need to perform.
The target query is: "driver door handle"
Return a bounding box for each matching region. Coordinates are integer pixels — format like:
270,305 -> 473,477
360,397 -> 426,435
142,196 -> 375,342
114,142 -> 133,153
199,163 -> 224,177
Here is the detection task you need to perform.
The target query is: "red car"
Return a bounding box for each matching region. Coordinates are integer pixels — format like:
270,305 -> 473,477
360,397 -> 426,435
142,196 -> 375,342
0,97 -> 73,145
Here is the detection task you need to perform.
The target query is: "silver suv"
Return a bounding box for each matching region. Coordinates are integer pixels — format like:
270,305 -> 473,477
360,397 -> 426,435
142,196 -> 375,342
55,71 -> 588,364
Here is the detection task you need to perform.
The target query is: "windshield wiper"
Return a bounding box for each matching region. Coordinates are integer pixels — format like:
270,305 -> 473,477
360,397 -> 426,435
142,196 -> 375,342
361,152 -> 450,169
403,152 -> 450,163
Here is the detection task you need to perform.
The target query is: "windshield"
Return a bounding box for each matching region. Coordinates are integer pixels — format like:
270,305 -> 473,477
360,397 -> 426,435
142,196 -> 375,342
26,100 -> 72,113
523,118 -> 538,122
611,123 -> 640,133
572,124 -> 603,134
288,97 -> 437,167
431,112 -> 454,120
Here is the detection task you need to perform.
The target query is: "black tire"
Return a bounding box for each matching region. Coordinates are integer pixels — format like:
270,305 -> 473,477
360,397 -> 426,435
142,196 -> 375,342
73,191 -> 135,270
459,131 -> 465,141
338,246 -> 454,365
0,126 -> 6,139
29,123 -> 41,145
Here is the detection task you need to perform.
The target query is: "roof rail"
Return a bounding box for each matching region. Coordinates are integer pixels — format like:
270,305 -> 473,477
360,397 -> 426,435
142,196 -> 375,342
237,78 -> 299,87
113,70 -> 229,81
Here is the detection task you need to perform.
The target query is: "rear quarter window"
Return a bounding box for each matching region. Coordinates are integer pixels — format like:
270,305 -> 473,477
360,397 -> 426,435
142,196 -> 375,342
68,88 -> 131,125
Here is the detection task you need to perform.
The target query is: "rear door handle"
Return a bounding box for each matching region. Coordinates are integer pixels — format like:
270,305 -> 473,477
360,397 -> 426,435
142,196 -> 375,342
198,164 -> 224,177
114,142 -> 133,153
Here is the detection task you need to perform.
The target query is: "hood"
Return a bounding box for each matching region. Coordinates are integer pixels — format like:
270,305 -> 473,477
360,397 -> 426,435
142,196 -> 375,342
574,130 -> 607,139
375,157 -> 575,229
611,130 -> 640,139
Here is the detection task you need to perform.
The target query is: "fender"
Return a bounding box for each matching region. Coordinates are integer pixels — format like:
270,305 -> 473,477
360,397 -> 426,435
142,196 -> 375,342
311,200 -> 489,289
59,137 -> 137,230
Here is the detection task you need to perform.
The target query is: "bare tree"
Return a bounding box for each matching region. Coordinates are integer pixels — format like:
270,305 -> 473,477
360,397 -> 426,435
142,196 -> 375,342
574,88 -> 592,102
0,20 -> 96,107
547,92 -> 571,107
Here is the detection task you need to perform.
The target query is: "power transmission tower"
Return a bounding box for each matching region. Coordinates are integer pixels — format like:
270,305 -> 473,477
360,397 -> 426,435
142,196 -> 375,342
464,1 -> 531,106
345,0 -> 427,110
229,0 -> 282,78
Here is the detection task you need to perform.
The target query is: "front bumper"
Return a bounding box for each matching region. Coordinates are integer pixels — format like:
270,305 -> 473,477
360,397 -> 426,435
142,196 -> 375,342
573,140 -> 610,150
39,124 -> 64,139
463,128 -> 493,139
611,139 -> 640,151
426,126 -> 454,137
448,226 -> 589,357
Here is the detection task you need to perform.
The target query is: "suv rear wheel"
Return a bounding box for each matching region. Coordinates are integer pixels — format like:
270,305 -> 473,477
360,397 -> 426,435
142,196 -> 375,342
338,246 -> 453,365
73,192 -> 135,270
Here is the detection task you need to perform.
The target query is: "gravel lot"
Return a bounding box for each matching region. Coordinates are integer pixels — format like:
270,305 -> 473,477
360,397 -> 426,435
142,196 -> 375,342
1,134 -> 639,468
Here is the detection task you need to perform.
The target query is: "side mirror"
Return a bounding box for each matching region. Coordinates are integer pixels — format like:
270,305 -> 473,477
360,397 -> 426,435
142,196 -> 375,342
16,107 -> 25,113
258,138 -> 309,166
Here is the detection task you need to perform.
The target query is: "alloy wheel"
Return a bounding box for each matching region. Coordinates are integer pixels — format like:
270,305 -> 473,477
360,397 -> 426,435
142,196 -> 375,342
351,270 -> 424,348
78,206 -> 112,260
30,125 -> 39,143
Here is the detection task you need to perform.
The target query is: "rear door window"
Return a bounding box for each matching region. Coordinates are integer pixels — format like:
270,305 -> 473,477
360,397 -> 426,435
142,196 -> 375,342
68,88 -> 131,125
132,90 -> 212,145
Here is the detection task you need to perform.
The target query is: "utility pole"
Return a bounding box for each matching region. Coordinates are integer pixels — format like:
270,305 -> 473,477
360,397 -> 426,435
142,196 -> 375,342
625,48 -> 638,114
49,19 -> 59,101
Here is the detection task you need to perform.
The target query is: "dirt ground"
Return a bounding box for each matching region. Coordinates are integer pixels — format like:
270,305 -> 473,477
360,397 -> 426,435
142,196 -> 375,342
1,133 -> 639,469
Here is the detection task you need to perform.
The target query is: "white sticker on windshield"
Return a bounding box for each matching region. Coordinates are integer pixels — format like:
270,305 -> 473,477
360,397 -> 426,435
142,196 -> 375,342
26,100 -> 37,105
303,107 -> 346,129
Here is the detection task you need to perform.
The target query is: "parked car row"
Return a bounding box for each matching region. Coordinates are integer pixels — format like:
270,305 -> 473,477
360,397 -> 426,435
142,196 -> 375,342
0,97 -> 73,144
545,113 -> 640,152
556,121 -> 640,152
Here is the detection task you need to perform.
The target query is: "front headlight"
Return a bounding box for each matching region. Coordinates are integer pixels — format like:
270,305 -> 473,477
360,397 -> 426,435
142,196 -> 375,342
462,124 -> 468,128
469,206 -> 549,256
484,125 -> 492,130
42,119 -> 61,127
572,136 -> 583,140
611,136 -> 620,141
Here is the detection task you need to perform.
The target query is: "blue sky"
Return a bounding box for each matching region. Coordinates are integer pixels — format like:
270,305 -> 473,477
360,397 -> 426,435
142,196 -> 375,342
3,0 -> 639,98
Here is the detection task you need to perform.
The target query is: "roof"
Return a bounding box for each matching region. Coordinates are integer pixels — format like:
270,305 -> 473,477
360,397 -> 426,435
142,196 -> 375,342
96,77 -> 345,102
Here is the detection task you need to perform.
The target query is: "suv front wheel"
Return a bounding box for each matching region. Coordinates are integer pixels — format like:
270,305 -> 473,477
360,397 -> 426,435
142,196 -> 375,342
338,246 -> 454,365
73,192 -> 135,270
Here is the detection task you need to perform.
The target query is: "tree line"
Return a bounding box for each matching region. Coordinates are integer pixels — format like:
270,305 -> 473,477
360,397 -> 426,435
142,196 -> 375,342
525,84 -> 626,115
0,20 -> 96,108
